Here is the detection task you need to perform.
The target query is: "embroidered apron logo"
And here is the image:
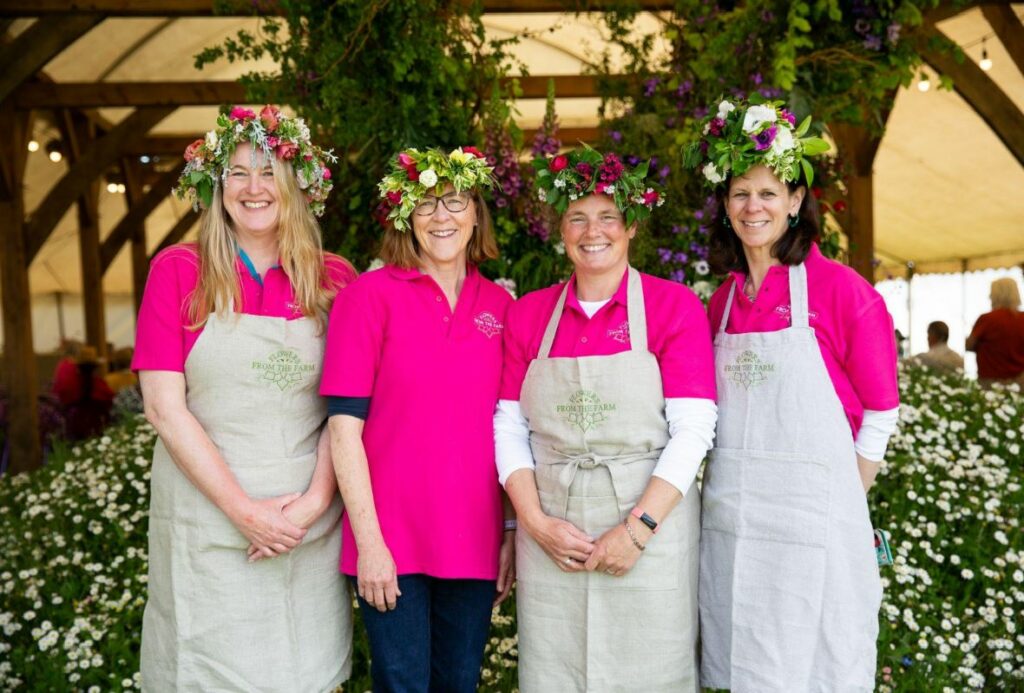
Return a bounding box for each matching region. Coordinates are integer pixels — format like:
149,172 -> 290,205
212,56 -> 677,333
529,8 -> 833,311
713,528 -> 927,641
251,349 -> 316,391
607,320 -> 630,344
474,311 -> 504,338
723,349 -> 775,389
555,389 -> 616,433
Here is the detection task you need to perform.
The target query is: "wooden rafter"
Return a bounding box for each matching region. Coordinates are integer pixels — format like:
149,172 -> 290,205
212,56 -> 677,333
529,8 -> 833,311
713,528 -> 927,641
982,4 -> 1024,77
921,26 -> 1024,168
0,14 -> 104,102
0,0 -> 673,16
14,75 -> 608,109
25,106 -> 174,262
100,167 -> 181,271
152,209 -> 200,258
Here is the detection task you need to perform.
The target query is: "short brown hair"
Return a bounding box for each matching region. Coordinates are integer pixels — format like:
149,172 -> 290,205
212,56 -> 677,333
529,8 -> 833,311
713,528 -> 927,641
379,189 -> 499,269
708,177 -> 822,275
927,321 -> 950,343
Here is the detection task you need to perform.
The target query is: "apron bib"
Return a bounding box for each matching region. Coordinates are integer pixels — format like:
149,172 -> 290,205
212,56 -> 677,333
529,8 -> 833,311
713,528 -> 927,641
141,307 -> 352,692
517,267 -> 701,693
699,263 -> 881,693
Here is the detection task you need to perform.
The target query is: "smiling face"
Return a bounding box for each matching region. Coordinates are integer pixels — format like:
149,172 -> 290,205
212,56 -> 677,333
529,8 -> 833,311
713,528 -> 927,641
410,183 -> 476,270
725,164 -> 805,256
222,142 -> 280,238
561,193 -> 635,280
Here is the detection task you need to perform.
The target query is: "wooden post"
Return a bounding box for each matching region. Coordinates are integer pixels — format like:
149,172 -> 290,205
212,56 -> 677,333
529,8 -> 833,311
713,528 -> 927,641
123,159 -> 149,317
831,122 -> 881,283
0,105 -> 42,474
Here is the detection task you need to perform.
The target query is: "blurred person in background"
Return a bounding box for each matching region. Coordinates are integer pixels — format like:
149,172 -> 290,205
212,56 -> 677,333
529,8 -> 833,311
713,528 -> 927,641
911,321 -> 963,373
967,277 -> 1024,387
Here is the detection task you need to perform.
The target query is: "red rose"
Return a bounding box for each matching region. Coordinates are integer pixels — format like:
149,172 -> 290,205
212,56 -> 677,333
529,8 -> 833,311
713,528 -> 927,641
642,190 -> 659,206
550,155 -> 568,172
397,152 -> 419,181
275,141 -> 299,160
386,190 -> 402,206
183,139 -> 204,162
259,105 -> 280,132
833,200 -> 847,213
463,146 -> 485,158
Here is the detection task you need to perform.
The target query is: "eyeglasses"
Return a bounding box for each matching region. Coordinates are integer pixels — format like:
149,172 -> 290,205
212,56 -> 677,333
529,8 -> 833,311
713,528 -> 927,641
414,192 -> 471,216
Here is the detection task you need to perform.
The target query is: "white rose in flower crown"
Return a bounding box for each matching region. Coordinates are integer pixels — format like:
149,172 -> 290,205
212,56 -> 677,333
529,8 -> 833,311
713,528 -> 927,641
702,162 -> 724,184
742,104 -> 777,133
419,169 -> 439,188
771,126 -> 796,155
717,100 -> 736,120
205,130 -> 218,150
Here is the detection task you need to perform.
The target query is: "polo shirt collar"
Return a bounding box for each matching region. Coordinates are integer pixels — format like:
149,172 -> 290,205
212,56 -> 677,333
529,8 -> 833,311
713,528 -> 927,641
236,246 -> 281,286
564,266 -> 629,315
728,242 -> 823,288
385,262 -> 480,285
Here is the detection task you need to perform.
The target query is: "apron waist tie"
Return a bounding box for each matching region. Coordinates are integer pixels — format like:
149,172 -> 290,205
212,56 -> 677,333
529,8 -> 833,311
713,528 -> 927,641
540,448 -> 661,520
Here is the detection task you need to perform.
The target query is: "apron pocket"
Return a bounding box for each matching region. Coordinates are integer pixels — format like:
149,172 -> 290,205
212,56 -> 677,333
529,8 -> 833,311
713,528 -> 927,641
703,447 -> 830,547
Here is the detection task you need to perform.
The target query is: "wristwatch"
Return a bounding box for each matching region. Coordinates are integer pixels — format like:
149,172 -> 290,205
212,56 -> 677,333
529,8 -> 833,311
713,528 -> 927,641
630,506 -> 659,534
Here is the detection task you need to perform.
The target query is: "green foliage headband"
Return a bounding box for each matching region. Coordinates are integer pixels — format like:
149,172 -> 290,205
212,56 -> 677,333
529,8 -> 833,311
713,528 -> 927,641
531,145 -> 665,228
683,97 -> 830,188
175,105 -> 337,218
377,146 -> 495,231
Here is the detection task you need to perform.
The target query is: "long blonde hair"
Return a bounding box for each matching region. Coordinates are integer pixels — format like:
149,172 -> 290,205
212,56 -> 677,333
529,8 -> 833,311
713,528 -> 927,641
187,156 -> 339,331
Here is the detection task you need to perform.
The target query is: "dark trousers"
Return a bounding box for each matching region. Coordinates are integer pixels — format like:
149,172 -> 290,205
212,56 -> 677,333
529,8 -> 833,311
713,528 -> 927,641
351,574 -> 495,693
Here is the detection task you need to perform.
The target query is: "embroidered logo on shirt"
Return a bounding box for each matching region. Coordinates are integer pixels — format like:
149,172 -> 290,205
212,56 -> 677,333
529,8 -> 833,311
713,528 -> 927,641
773,304 -> 819,323
251,348 -> 316,391
474,311 -> 504,339
723,349 -> 775,389
556,389 -> 616,433
607,320 -> 630,344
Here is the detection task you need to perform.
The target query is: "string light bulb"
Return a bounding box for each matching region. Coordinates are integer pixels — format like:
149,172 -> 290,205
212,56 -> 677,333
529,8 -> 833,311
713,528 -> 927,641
27,140 -> 40,152
917,72 -> 931,92
45,139 -> 63,163
980,39 -> 992,71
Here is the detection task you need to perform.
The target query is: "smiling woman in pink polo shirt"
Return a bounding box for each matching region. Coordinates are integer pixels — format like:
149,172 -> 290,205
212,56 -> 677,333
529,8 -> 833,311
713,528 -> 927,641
320,147 -> 514,693
684,99 -> 900,692
495,146 -> 717,691
133,107 -> 356,691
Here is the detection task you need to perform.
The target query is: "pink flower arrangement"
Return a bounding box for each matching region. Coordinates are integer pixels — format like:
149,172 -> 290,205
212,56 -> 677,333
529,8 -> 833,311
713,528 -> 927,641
463,146 -> 485,159
599,153 -> 624,182
183,139 -> 204,162
276,141 -> 299,160
259,105 -> 281,132
322,168 -> 331,180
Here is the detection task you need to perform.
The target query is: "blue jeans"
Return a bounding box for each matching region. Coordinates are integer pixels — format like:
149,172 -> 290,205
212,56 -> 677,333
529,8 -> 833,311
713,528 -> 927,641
351,574 -> 495,693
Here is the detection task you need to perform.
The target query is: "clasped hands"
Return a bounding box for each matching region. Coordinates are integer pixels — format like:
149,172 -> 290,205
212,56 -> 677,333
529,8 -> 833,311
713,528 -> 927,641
233,492 -> 323,562
526,513 -> 648,578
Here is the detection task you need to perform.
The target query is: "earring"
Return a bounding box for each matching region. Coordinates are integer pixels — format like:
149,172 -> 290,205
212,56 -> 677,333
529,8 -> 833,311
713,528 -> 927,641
788,214 -> 799,228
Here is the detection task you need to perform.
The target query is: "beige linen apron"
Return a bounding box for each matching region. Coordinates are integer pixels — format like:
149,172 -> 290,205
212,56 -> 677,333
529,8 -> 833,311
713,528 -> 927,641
700,263 -> 881,692
517,267 -> 701,693
141,307 -> 352,692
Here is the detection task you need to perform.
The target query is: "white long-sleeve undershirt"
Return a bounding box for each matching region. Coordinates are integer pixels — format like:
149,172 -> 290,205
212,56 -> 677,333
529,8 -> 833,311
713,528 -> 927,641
494,397 -> 718,494
854,406 -> 900,462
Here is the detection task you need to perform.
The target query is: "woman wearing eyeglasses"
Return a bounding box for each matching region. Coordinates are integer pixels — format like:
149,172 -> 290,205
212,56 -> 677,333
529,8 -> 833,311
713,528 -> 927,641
320,147 -> 515,692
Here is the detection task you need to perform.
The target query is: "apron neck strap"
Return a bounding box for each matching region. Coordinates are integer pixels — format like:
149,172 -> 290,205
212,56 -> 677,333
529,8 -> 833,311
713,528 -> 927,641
537,266 -> 648,359
624,266 -> 647,353
718,280 -> 738,336
788,262 -> 810,328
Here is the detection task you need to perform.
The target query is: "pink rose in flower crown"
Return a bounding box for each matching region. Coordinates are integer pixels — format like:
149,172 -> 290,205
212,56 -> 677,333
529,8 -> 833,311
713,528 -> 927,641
266,136 -> 280,148
642,190 -> 660,206
386,190 -> 403,206
463,146 -> 485,159
230,107 -> 256,122
322,168 -> 331,180
550,155 -> 569,173
397,152 -> 419,181
259,105 -> 281,132
276,141 -> 300,160
595,181 -> 612,195
183,139 -> 204,162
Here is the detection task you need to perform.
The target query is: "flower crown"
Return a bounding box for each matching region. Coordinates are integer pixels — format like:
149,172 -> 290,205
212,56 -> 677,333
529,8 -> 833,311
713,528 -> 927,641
377,147 -> 495,231
532,145 -> 664,227
175,105 -> 337,218
683,97 -> 830,189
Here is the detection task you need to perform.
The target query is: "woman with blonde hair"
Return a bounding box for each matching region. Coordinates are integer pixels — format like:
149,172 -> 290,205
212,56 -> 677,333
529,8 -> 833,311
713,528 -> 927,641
967,277 -> 1024,386
133,106 -> 356,691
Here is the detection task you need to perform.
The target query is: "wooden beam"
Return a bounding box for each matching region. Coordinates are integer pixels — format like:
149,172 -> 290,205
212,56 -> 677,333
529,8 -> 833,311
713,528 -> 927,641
0,105 -> 42,474
831,120 -> 889,283
923,1 -> 1013,26
921,27 -> 1024,168
0,0 -> 673,16
15,75 -> 609,109
152,209 -> 200,258
25,106 -> 174,262
0,15 -> 103,103
122,160 -> 148,317
982,4 -> 1024,77
100,167 -> 181,271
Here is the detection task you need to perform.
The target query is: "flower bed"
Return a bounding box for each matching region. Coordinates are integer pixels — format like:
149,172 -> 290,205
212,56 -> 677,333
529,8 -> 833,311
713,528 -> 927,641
1,366 -> 1021,691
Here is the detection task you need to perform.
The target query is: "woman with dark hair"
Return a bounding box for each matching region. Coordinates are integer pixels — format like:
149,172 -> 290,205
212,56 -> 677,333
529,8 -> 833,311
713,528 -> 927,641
684,99 -> 900,692
321,147 -> 515,692
54,345 -> 115,440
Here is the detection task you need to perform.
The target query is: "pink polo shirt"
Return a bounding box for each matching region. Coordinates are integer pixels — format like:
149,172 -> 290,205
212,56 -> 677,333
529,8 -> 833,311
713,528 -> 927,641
320,264 -> 513,579
132,243 -> 356,372
501,268 -> 716,401
707,243 -> 899,436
